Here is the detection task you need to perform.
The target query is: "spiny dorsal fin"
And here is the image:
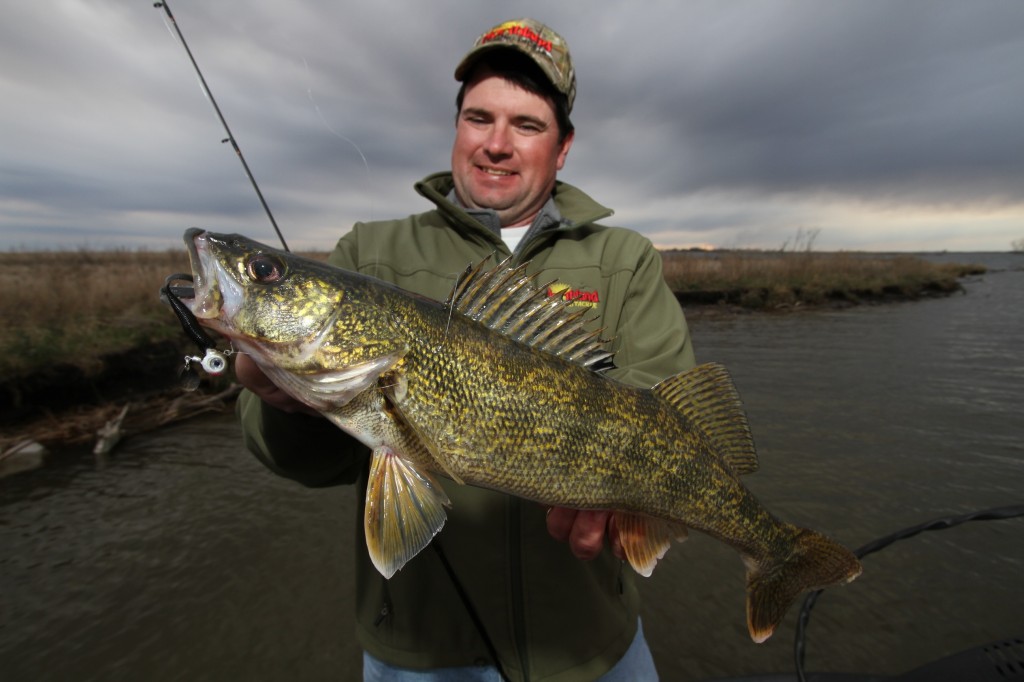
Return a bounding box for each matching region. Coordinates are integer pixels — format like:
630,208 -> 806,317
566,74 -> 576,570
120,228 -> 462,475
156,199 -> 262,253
446,258 -> 613,369
653,363 -> 759,475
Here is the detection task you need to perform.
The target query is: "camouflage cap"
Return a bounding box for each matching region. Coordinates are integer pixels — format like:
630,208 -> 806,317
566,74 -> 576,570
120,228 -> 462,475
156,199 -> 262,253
454,18 -> 576,113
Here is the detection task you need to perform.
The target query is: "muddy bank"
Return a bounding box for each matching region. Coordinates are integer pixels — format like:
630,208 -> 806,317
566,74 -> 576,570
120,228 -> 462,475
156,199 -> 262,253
0,340 -> 192,427
0,340 -> 239,455
674,279 -> 965,311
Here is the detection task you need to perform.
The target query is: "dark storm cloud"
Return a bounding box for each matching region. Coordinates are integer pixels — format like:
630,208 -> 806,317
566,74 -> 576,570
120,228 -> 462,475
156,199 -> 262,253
574,1 -> 1024,203
1,0 -> 1022,250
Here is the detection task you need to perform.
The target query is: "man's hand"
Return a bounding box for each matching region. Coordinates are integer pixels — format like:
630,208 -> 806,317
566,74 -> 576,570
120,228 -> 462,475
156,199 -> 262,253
234,353 -> 320,416
546,507 -> 624,561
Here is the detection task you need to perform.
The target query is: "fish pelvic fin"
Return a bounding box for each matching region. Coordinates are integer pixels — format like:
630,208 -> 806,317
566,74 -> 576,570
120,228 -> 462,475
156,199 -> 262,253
653,362 -> 758,476
745,527 -> 862,643
614,512 -> 688,577
364,445 -> 451,579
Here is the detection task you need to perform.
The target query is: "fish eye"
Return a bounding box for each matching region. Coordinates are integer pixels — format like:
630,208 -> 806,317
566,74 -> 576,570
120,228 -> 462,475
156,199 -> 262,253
246,254 -> 285,283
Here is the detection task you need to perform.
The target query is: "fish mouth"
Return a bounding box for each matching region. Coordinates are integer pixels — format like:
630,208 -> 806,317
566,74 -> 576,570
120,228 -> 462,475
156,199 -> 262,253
177,228 -> 239,325
178,227 -> 215,320
158,228 -> 207,304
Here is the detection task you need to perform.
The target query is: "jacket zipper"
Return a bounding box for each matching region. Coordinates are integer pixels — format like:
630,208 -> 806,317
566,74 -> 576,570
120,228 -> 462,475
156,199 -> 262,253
507,497 -> 530,680
374,577 -> 393,627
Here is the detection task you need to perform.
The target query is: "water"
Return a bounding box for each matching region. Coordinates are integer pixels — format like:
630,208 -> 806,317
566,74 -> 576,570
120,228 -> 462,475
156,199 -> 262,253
2,253 -> 1022,681
0,416 -> 362,680
646,252 -> 1024,679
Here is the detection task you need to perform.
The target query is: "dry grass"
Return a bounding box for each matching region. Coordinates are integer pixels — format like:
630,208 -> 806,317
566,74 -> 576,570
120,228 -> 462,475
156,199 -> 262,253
661,250 -> 981,308
0,249 -> 337,379
1,248 -> 979,379
0,249 -> 196,377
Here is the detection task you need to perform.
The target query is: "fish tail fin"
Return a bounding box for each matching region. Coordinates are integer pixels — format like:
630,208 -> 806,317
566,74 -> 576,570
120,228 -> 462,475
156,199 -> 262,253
745,527 -> 862,643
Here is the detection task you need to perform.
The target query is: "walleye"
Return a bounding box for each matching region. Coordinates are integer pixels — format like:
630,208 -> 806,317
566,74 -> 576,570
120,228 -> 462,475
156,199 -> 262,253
179,228 -> 861,643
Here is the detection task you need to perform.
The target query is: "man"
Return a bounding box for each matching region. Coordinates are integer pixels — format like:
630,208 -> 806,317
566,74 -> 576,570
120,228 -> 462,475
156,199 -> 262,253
236,18 -> 694,681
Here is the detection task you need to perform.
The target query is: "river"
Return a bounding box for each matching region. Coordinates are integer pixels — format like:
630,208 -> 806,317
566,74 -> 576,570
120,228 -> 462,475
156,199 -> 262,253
2,253 -> 1022,681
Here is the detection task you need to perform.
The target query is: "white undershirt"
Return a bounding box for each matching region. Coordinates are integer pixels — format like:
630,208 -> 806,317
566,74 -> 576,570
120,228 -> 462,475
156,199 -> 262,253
501,226 -> 530,253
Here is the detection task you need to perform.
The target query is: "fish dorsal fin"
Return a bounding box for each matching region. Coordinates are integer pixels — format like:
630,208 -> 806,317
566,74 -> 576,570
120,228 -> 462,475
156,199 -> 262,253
653,362 -> 759,476
446,258 -> 613,369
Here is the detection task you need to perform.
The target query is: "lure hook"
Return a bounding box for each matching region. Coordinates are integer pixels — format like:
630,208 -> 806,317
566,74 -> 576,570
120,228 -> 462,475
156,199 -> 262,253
160,274 -> 231,387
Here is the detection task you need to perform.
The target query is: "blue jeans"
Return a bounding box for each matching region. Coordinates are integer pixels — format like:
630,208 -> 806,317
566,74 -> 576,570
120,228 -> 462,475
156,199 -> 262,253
362,619 -> 658,681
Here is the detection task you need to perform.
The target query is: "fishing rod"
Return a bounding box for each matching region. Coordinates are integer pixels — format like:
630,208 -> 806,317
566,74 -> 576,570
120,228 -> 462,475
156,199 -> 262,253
154,0 -> 290,252
151,6 -> 506,665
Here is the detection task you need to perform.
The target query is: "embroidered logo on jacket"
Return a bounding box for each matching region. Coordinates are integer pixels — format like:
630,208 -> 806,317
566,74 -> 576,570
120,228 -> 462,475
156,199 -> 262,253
547,282 -> 600,308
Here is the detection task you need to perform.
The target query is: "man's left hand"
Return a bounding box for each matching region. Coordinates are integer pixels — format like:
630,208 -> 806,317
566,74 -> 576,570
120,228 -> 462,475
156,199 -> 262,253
546,507 -> 624,561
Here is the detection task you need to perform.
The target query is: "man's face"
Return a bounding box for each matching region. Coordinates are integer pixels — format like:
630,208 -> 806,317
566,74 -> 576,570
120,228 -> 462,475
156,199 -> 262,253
452,68 -> 574,227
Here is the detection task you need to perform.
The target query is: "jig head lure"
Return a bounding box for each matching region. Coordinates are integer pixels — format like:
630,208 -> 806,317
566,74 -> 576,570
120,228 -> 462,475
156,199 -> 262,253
160,273 -> 231,390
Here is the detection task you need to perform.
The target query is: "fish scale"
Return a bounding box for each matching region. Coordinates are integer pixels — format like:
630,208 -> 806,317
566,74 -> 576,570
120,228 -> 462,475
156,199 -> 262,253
179,228 -> 861,643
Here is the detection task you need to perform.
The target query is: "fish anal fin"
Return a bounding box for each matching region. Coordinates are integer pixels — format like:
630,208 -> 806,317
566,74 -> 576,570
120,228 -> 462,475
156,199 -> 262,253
364,446 -> 451,579
614,512 -> 688,578
745,527 -> 863,643
653,362 -> 759,476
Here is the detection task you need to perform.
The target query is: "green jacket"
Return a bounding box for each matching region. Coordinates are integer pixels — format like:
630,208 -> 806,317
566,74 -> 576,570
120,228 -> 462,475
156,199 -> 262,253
238,172 -> 695,681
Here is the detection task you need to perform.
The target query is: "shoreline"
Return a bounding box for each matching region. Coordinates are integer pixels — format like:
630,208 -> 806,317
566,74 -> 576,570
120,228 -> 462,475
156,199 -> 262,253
0,338 -> 239,461
0,285 -> 962,458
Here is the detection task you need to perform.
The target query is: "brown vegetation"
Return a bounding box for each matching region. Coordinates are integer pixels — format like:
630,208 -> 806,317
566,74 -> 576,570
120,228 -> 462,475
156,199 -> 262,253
661,250 -> 982,310
0,248 -> 330,379
0,249 -> 192,377
0,248 -> 981,380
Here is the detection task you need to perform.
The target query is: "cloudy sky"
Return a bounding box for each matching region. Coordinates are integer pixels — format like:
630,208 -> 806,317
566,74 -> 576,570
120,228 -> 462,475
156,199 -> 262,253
3,1 -> 1022,252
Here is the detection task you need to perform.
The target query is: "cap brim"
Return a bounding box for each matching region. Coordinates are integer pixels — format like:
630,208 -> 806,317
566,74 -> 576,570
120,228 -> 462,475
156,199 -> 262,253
454,43 -> 526,81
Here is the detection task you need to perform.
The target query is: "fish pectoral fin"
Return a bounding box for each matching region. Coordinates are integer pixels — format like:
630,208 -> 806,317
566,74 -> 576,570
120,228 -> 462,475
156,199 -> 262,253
614,512 -> 688,578
364,445 -> 451,579
309,355 -> 404,401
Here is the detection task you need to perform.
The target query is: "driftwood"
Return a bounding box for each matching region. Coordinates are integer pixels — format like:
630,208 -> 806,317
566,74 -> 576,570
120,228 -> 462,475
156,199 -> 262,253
93,403 -> 131,456
0,384 -> 242,458
0,439 -> 48,477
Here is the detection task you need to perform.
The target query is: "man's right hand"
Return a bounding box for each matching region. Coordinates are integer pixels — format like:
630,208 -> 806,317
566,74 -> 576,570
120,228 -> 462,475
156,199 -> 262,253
234,353 -> 320,416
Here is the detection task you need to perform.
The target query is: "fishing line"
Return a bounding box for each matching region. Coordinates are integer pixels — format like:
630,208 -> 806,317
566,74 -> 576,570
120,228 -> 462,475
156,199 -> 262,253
298,57 -> 386,277
434,266 -> 470,351
430,540 -> 511,682
302,57 -> 375,221
154,0 -> 290,252
156,9 -> 497,676
793,503 -> 1024,682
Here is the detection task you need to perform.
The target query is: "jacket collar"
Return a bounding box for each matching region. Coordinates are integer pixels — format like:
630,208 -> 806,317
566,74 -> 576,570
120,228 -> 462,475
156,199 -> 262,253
452,192 -> 563,241
413,172 -> 615,239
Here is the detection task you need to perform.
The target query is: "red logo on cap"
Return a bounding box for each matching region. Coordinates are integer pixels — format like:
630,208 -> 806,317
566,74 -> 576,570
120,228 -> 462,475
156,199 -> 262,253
481,22 -> 553,54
